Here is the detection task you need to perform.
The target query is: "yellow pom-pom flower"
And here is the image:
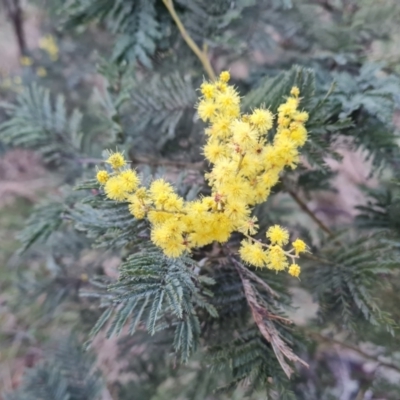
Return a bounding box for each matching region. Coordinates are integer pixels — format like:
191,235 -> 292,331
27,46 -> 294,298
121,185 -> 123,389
290,86 -> 300,97
266,225 -> 289,246
39,35 -> 59,61
267,245 -> 288,271
36,67 -> 47,77
238,216 -> 259,235
197,100 -> 217,122
203,139 -> 226,163
219,70 -> 230,83
288,263 -> 301,277
104,176 -> 128,201
200,82 -> 216,99
128,195 -> 147,219
249,108 -> 274,132
292,239 -> 307,255
119,170 -> 140,192
239,240 -> 268,268
106,152 -> 126,170
20,56 -> 33,66
96,170 -> 109,185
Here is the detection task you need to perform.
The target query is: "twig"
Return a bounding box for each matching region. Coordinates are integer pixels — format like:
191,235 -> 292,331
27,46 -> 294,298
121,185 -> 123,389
230,256 -> 279,298
162,0 -> 216,81
285,186 -> 334,236
131,155 -> 203,170
3,0 -> 26,55
303,252 -> 336,266
77,156 -> 203,170
305,329 -> 400,374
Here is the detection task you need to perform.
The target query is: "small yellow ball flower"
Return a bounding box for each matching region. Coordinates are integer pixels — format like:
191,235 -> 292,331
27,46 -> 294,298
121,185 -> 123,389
203,139 -> 226,163
197,100 -> 217,122
39,35 -> 59,61
163,194 -> 184,212
104,176 -> 127,201
149,179 -> 173,197
294,111 -> 309,123
288,263 -> 301,277
292,239 -> 307,255
289,123 -> 308,146
239,240 -> 268,268
106,152 -> 126,170
215,89 -> 240,108
266,225 -> 289,246
267,245 -> 288,271
36,67 -> 47,77
219,71 -> 230,83
238,216 -> 259,235
249,108 -> 274,132
200,82 -> 216,99
96,170 -> 109,185
20,56 -> 33,66
128,195 -> 147,219
119,170 -> 140,192
290,86 -> 300,97
135,187 -> 148,200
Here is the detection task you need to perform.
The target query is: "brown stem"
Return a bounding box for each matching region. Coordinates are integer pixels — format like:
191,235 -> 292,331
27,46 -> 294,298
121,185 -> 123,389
162,0 -> 216,81
303,252 -> 335,266
286,187 -> 333,236
77,156 -> 203,170
3,0 -> 26,55
230,256 -> 279,298
131,155 -> 203,170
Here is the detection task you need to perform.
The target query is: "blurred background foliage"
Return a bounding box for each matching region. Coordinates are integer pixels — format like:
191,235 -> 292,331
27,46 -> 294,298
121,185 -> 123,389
1,0 -> 400,399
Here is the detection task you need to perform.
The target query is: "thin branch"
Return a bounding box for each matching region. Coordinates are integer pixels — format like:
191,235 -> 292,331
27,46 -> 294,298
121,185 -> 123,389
303,252 -> 336,266
162,0 -> 216,81
230,256 -> 279,298
3,0 -> 26,55
77,156 -> 203,170
305,329 -> 400,374
131,154 -> 203,170
285,186 -> 334,236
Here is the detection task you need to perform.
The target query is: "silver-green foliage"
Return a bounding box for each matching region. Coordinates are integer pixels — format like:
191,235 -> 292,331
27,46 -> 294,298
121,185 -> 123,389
0,85 -> 83,165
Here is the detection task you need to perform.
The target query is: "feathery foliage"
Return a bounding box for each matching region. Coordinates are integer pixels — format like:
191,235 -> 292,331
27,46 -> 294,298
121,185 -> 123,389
3,0 -> 400,397
6,338 -> 103,400
0,85 -> 83,166
308,232 -> 399,331
88,244 -> 216,362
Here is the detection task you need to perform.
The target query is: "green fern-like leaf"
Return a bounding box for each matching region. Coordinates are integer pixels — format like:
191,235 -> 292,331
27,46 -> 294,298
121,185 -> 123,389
6,338 -> 103,400
88,245 -> 216,362
64,0 -> 161,67
127,71 -> 197,150
307,232 -> 399,332
0,85 -> 83,165
17,199 -> 65,253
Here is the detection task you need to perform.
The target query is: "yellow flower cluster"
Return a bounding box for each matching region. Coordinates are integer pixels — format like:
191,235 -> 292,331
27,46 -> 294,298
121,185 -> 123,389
95,71 -> 309,276
39,35 -> 59,61
96,152 -> 139,202
239,225 -> 307,277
